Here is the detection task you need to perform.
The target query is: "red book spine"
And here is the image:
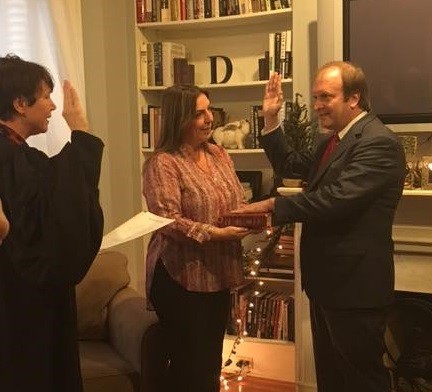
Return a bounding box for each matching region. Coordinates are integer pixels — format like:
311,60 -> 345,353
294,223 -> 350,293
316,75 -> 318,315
136,0 -> 145,23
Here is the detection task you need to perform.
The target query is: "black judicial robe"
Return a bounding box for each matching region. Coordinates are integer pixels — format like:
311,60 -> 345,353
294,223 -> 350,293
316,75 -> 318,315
0,128 -> 104,391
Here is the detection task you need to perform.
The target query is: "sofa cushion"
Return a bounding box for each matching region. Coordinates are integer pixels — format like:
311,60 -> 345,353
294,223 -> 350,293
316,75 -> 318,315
76,251 -> 130,340
79,341 -> 138,392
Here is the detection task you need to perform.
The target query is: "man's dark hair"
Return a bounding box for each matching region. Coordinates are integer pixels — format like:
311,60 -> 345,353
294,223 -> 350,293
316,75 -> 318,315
0,54 -> 54,121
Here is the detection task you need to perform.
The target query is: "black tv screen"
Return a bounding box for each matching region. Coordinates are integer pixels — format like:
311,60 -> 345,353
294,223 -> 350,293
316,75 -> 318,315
343,0 -> 432,124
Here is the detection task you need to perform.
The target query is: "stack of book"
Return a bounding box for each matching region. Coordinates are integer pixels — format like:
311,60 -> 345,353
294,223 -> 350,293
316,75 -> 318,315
269,233 -> 294,268
258,228 -> 295,279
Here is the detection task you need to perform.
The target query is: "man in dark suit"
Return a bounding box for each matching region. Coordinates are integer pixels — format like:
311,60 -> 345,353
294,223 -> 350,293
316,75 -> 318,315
235,62 -> 406,392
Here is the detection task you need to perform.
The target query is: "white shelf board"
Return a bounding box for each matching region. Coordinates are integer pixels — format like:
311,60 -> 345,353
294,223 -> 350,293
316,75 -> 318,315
140,79 -> 292,91
225,333 -> 294,347
402,189 -> 432,196
277,187 -> 302,196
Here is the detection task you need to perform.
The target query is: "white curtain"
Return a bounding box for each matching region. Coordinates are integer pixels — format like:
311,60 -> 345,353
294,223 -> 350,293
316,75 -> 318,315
0,0 -> 85,157
47,0 -> 86,104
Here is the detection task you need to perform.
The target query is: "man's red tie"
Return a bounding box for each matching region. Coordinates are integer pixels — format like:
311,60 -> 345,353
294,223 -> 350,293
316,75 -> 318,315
319,132 -> 339,168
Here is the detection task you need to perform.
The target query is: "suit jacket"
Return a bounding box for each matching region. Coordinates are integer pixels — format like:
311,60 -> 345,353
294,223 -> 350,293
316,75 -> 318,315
259,113 -> 406,308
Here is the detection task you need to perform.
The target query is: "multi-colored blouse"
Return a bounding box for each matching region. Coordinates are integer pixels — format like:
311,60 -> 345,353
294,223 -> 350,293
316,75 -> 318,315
142,142 -> 247,304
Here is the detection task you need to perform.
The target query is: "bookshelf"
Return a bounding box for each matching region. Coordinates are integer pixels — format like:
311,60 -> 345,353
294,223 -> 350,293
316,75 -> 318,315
135,7 -> 293,152
223,225 -> 298,382
133,0 -> 317,384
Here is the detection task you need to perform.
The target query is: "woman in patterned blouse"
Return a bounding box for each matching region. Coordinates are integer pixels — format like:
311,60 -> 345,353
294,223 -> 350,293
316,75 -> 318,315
143,85 -> 252,392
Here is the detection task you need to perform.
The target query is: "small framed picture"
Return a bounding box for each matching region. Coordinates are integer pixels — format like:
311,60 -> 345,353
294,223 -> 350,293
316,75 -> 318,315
421,156 -> 432,190
236,171 -> 262,202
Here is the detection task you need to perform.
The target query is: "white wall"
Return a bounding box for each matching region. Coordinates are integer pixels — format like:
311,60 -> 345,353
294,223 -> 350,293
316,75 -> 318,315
81,0 -> 145,291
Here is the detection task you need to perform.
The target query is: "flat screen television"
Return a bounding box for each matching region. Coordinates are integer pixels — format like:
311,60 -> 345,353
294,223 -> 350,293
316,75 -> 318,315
343,0 -> 432,124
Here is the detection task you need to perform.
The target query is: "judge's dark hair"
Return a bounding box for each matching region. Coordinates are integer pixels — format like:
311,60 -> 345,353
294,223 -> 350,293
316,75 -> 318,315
156,84 -> 209,152
0,54 -> 54,121
318,61 -> 371,112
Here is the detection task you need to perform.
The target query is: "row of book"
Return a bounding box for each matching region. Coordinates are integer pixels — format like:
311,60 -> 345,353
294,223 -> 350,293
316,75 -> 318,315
227,282 -> 295,342
136,0 -> 291,24
247,100 -> 293,149
248,105 -> 264,149
140,42 -> 195,87
141,105 -> 161,149
139,30 -> 291,88
141,100 -> 296,150
269,30 -> 292,79
141,104 -> 295,150
141,104 -> 229,148
259,31 -> 293,81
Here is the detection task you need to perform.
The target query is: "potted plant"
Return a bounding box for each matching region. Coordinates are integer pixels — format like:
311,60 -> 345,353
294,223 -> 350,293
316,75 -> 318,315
283,93 -> 314,152
277,93 -> 315,188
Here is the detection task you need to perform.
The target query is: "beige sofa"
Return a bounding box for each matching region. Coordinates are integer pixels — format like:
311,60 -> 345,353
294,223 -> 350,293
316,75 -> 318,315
76,251 -> 167,392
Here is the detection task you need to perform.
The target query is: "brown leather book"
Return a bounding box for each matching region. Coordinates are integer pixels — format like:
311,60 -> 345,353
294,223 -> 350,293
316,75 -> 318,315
217,212 -> 271,230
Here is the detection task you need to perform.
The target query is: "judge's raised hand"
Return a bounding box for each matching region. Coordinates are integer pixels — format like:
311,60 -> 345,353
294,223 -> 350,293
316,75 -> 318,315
231,197 -> 275,214
62,80 -> 89,132
0,198 -> 10,245
262,73 -> 283,131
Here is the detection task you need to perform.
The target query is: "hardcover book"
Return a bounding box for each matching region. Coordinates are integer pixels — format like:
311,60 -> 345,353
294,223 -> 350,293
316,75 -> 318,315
139,43 -> 148,87
217,212 -> 271,230
161,0 -> 171,22
136,0 -> 145,23
173,58 -> 195,85
141,106 -> 150,148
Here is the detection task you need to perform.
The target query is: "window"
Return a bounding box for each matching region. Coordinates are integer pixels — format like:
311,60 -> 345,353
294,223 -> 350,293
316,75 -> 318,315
0,0 -> 71,155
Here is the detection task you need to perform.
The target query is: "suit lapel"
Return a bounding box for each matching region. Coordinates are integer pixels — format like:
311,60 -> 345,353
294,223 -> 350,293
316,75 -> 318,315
307,113 -> 376,190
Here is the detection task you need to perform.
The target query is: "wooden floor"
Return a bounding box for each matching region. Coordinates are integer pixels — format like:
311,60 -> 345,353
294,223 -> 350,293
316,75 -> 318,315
220,376 -> 295,392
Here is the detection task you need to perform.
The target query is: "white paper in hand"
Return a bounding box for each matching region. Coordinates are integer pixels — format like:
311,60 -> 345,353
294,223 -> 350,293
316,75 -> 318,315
100,211 -> 173,250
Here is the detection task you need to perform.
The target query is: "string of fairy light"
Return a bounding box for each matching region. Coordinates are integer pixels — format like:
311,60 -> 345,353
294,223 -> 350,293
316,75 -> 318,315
220,225 -> 286,390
